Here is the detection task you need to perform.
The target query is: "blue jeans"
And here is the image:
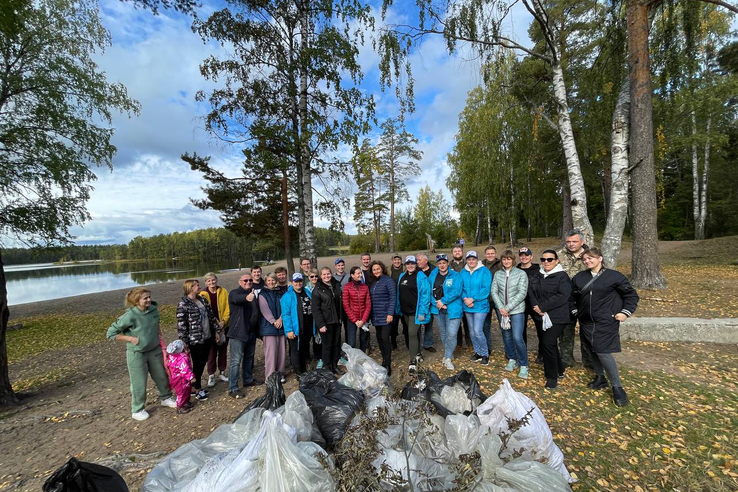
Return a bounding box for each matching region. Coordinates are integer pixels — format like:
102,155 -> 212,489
436,312 -> 461,359
464,312 -> 489,357
228,337 -> 256,392
346,321 -> 370,352
497,311 -> 528,366
483,312 -> 494,353
421,315 -> 434,348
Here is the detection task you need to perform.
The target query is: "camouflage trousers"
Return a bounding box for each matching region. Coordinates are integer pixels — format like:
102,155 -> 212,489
559,319 -> 593,369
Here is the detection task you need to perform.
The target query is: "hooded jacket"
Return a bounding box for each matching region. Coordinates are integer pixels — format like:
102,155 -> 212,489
460,262 -> 493,313
427,268 -> 464,319
312,280 -> 342,328
369,274 -> 397,326
491,267 -> 529,315
395,269 -> 432,325
527,264 -> 572,324
573,268 -> 639,353
106,302 -> 161,353
280,285 -> 315,338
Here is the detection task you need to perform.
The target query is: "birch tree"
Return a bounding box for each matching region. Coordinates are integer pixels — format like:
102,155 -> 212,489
379,0 -> 597,245
375,118 -> 422,252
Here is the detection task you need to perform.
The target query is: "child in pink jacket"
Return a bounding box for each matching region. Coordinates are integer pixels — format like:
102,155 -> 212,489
166,340 -> 195,414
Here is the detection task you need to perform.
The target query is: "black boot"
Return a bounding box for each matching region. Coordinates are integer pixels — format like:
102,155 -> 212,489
588,375 -> 608,389
544,378 -> 558,390
612,386 -> 628,406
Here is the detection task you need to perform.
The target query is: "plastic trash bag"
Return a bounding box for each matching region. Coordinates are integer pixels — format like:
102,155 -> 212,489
500,316 -> 511,330
372,448 -> 456,491
142,409 -> 264,491
439,383 -> 472,414
401,369 -> 486,417
300,370 -> 365,448
476,379 -> 573,483
338,343 -> 389,398
43,458 -> 128,492
234,371 -> 285,422
474,433 -> 572,492
444,414 -> 481,456
282,391 -> 314,442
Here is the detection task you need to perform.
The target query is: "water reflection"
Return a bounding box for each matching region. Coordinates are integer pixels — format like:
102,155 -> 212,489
6,258 -> 251,306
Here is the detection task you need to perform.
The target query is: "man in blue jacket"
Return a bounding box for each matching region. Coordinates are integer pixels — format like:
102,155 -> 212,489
428,254 -> 464,370
461,251 -> 493,366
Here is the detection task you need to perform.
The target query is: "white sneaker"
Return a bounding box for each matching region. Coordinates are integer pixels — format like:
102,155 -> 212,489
443,358 -> 455,370
219,372 -> 229,382
131,410 -> 150,421
505,359 -> 518,372
160,397 -> 176,408
207,374 -> 216,387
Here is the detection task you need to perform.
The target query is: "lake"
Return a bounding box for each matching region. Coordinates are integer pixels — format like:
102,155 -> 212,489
4,258 -> 250,306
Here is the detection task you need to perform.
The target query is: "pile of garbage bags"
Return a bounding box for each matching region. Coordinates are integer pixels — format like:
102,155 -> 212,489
142,343 -> 574,491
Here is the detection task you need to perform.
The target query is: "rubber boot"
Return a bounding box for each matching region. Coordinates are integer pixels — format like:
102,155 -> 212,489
588,375 -> 608,389
612,386 -> 629,406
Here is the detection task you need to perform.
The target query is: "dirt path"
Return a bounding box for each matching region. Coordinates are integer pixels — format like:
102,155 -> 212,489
2,321 -> 736,492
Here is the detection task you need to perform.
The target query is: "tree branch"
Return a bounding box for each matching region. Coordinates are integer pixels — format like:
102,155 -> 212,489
694,0 -> 738,14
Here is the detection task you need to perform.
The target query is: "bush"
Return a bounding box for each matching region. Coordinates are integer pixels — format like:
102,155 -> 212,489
349,234 -> 374,254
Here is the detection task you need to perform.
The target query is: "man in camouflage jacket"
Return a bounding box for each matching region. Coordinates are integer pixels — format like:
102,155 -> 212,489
556,229 -> 593,369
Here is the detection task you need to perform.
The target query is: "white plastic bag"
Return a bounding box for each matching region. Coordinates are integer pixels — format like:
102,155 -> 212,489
338,342 -> 389,398
282,391 -> 314,442
439,383 -> 473,414
542,313 -> 553,331
444,414 -> 481,456
500,316 -> 511,330
476,379 -> 573,483
372,448 -> 456,491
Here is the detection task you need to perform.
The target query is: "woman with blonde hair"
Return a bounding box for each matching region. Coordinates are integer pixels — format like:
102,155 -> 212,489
177,279 -> 221,401
199,272 -> 230,388
106,287 -> 176,421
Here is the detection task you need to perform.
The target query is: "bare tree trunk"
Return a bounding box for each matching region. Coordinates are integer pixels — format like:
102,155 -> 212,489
474,212 -> 481,245
509,159 -> 517,246
691,110 -> 701,239
0,249 -> 18,406
281,169 -> 295,276
562,183 -> 573,240
602,81 -> 631,269
487,201 -> 493,244
389,161 -> 396,252
551,62 -> 594,246
527,172 -> 533,242
627,0 -> 666,289
698,114 -> 711,239
299,1 -> 316,264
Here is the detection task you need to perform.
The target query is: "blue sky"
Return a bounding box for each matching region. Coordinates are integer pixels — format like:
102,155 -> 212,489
72,0 -> 534,245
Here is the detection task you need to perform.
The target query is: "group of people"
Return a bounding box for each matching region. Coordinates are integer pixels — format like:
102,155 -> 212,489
106,228 -> 640,421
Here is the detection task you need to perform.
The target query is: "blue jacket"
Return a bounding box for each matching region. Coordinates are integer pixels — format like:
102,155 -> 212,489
395,270 -> 432,325
259,288 -> 283,337
460,263 -> 493,313
428,269 -> 464,319
369,274 -> 397,326
280,286 -> 315,339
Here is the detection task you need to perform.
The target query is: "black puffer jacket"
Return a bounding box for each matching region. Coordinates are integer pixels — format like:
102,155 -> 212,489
228,286 -> 256,342
312,280 -> 342,329
527,268 -> 573,324
573,268 -> 639,353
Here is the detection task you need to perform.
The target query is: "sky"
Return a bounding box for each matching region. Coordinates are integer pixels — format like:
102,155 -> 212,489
71,0 -> 534,245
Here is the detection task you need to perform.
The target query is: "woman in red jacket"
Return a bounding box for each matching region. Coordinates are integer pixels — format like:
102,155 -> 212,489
342,266 -> 372,351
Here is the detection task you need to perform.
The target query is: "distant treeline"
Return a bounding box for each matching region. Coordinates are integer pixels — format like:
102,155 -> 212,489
3,227 -> 350,265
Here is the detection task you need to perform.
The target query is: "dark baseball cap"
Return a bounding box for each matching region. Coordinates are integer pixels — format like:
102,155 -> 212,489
518,247 -> 532,256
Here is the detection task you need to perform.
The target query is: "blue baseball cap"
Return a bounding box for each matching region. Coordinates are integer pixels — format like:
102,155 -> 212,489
334,258 -> 345,265
465,251 -> 478,259
291,273 -> 304,281
404,255 -> 417,264
436,254 -> 449,262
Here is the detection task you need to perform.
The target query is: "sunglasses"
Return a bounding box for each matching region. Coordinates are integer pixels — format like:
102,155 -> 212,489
309,275 -> 318,278
240,279 -> 253,283
540,258 -> 557,263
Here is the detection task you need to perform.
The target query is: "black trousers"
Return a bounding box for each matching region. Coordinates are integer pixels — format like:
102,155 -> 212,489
457,315 -> 473,347
288,336 -> 311,375
539,320 -> 566,380
529,310 -> 545,358
321,323 -> 342,372
190,336 -> 214,390
375,325 -> 392,375
391,315 -> 406,347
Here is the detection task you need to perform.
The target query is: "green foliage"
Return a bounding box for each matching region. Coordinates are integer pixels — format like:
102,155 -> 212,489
0,0 -> 139,246
352,139 -> 387,240
349,234 -> 375,254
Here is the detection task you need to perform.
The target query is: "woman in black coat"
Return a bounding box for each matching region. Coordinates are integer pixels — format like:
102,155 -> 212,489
312,267 -> 343,374
527,249 -> 572,389
573,247 -> 639,406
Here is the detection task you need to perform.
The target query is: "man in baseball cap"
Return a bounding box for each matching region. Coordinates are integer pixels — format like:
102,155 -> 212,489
465,250 -> 478,259
291,272 -> 304,282
405,255 -> 417,264
516,246 -> 540,362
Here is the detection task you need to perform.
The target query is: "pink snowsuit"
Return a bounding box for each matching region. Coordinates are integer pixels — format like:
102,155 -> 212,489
167,352 -> 194,408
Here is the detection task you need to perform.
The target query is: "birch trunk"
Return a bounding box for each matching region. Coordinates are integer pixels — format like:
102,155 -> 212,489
527,172 -> 532,241
389,157 -> 396,252
509,159 -> 517,246
281,169 -> 295,276
299,2 -> 316,264
562,184 -> 573,240
487,201 -> 493,244
627,0 -> 666,289
691,110 -> 701,239
475,212 -> 481,245
602,81 -> 631,268
551,62 -> 594,246
697,114 -> 711,240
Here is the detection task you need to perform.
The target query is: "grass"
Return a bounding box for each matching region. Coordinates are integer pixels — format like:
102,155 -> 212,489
6,305 -> 178,364
11,368 -> 69,393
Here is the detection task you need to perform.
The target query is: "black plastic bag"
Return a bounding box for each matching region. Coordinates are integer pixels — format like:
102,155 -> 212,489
234,371 -> 285,422
300,370 -> 365,448
43,458 -> 128,492
401,369 -> 486,417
